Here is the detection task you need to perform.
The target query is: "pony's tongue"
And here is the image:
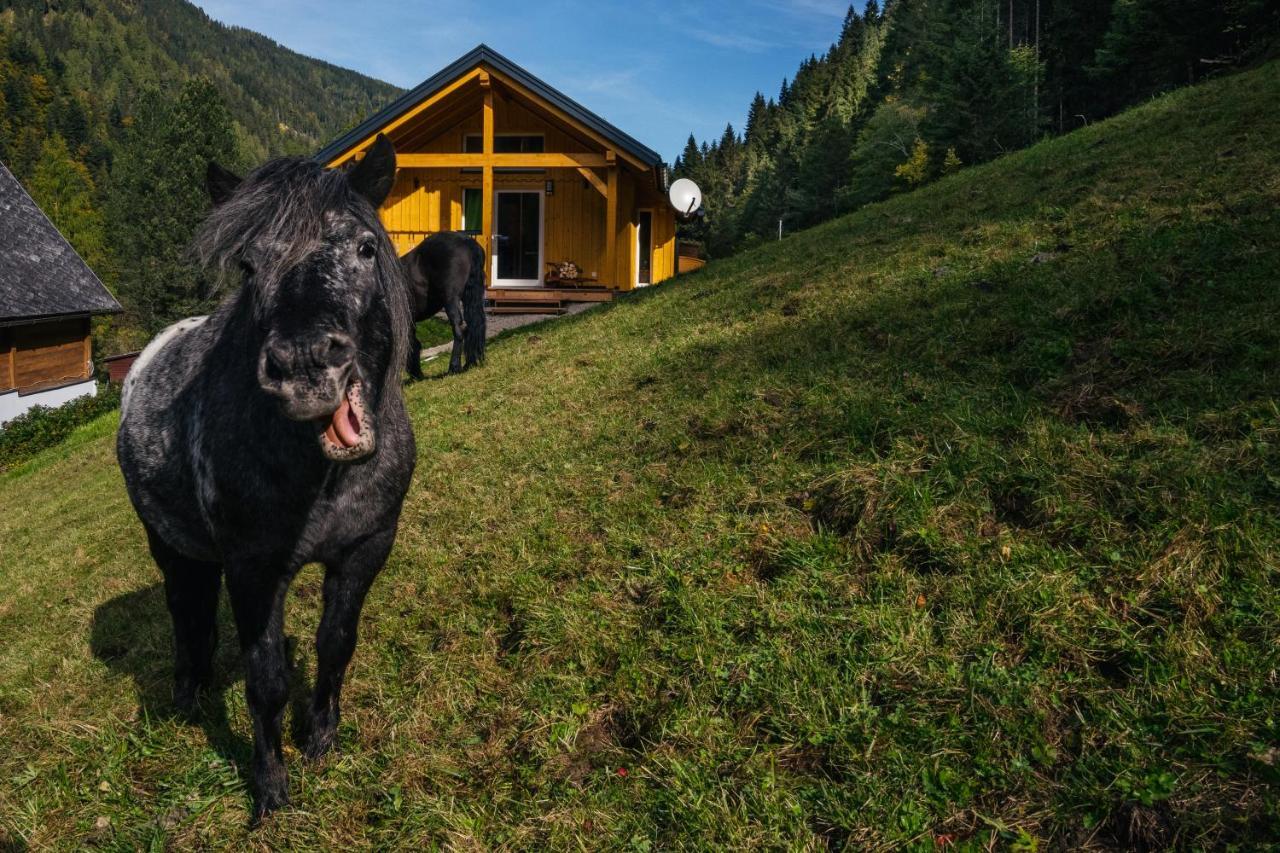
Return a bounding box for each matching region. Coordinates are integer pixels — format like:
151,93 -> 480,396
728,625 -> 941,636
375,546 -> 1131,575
324,389 -> 362,448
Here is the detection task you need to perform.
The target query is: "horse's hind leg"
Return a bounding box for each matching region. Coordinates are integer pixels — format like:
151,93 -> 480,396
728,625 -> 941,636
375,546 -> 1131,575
145,526 -> 222,715
305,527 -> 395,760
226,568 -> 292,821
444,298 -> 465,374
406,324 -> 424,381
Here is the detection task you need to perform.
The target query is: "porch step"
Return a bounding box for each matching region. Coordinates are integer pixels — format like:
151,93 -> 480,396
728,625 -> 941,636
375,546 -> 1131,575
489,305 -> 567,315
486,287 -> 613,304
486,289 -> 565,303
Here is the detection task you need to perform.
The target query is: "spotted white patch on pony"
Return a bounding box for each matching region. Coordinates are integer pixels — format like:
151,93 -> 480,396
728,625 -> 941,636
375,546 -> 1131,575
121,315 -> 208,417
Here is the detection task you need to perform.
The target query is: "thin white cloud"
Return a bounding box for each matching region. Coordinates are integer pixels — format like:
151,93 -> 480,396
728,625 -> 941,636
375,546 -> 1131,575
775,0 -> 849,16
683,27 -> 776,53
570,67 -> 643,95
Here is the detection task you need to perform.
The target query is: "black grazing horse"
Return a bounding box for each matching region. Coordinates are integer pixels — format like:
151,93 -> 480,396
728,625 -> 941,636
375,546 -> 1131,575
116,135 -> 414,822
402,230 -> 486,377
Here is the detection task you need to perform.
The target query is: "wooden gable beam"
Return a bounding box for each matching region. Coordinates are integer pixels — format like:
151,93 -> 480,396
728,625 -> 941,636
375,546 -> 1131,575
325,68 -> 485,167
605,149 -> 618,287
485,67 -> 651,172
577,167 -> 607,196
481,83 -> 494,286
398,153 -> 610,169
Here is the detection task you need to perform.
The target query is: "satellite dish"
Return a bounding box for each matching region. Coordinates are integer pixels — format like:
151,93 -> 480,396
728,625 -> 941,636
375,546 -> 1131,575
668,178 -> 703,216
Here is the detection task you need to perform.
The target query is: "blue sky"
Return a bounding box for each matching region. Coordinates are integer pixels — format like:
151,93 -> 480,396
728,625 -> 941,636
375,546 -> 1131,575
195,0 -> 860,163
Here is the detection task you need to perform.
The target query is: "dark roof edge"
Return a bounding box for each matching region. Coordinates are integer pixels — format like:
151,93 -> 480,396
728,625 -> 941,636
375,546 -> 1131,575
314,44 -> 664,168
0,308 -> 116,327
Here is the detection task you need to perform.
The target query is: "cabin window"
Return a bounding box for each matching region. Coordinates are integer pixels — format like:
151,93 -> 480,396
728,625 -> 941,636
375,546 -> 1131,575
462,134 -> 545,173
461,187 -> 482,233
464,134 -> 545,153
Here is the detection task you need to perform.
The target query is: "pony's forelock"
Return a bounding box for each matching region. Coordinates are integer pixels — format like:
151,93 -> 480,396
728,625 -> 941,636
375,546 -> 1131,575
193,157 -> 411,398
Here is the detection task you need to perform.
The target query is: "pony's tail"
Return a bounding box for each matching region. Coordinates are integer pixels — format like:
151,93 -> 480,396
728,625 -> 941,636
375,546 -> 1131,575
463,238 -> 487,367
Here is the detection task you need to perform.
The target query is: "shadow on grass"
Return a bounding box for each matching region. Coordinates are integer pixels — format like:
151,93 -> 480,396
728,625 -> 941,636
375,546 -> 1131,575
89,584 -> 318,803
90,583 -> 249,766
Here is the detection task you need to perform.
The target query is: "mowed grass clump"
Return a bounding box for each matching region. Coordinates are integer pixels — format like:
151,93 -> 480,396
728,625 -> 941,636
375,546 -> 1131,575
2,62 -> 1279,849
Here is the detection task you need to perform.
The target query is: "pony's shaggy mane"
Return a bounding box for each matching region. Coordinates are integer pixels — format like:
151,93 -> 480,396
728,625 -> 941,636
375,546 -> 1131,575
192,157 -> 412,398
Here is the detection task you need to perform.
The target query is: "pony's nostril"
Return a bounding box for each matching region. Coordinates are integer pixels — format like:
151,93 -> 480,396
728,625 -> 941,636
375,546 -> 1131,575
263,341 -> 291,384
318,332 -> 355,367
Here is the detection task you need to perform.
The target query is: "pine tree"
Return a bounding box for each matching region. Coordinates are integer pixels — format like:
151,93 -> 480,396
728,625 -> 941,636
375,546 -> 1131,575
840,5 -> 865,49
52,95 -> 90,152
676,134 -> 702,175
108,79 -> 242,333
744,92 -> 767,144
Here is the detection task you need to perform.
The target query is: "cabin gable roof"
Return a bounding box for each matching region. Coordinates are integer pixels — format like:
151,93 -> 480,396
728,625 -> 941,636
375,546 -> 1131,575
0,162 -> 121,324
315,44 -> 664,169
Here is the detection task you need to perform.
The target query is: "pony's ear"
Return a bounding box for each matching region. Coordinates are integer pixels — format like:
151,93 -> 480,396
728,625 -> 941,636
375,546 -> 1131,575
347,134 -> 396,208
206,162 -> 242,206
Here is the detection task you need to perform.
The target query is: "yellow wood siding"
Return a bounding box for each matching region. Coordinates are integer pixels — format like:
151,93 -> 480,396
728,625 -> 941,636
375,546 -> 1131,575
615,169 -> 636,288
644,187 -> 677,284
339,63 -> 677,290
381,168 -> 614,280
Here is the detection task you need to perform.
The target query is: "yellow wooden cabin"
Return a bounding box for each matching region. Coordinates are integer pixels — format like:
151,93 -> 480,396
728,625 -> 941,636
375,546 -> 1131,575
317,45 -> 677,293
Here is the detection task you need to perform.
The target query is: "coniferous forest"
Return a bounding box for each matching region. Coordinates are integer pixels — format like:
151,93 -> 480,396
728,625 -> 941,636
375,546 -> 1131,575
0,0 -> 399,345
673,0 -> 1279,257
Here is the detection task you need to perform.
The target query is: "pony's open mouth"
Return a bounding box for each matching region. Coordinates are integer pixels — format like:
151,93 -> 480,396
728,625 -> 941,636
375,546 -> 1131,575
318,381 -> 375,461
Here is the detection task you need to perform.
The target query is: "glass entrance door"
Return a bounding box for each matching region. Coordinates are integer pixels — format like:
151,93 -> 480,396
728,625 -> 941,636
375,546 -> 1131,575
637,210 -> 653,286
493,190 -> 543,287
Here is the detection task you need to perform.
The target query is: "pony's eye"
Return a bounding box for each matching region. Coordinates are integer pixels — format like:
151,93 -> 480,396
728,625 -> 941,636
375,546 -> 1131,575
358,241 -> 376,260
239,259 -> 255,277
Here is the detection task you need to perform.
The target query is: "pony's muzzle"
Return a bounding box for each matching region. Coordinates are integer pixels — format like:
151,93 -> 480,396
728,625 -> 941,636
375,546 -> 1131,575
257,330 -> 357,422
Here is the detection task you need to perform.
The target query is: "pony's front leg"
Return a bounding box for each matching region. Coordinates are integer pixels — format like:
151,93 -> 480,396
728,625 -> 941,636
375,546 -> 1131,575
305,528 -> 395,760
226,566 -> 292,822
144,525 -> 222,715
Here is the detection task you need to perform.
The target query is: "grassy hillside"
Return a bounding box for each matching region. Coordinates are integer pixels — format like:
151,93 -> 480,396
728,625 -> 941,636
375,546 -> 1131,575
2,61 -> 1279,849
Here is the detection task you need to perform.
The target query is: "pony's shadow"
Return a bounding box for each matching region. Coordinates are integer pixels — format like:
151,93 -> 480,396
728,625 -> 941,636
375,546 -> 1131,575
90,584 -> 315,788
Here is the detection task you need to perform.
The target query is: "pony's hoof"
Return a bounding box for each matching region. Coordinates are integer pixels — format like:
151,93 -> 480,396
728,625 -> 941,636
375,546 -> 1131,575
300,732 -> 332,758
251,786 -> 289,826
173,681 -> 200,719
304,726 -> 336,761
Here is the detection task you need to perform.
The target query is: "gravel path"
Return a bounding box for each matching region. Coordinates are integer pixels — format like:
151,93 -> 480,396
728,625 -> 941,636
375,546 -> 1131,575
418,301 -> 604,362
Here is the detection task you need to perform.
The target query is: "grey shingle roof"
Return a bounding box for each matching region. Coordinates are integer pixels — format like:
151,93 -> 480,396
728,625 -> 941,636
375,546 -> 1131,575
0,161 -> 122,323
315,44 -> 664,168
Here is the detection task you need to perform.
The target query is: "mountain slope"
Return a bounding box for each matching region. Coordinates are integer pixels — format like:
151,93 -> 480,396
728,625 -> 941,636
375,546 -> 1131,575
0,0 -> 401,160
1,62 -> 1278,848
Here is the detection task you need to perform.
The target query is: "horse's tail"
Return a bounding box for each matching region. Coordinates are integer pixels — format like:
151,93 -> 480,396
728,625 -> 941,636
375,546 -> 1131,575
463,237 -> 487,367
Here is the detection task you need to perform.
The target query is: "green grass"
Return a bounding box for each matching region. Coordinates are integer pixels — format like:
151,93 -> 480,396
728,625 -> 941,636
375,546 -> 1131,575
414,316 -> 454,350
3,63 -> 1280,849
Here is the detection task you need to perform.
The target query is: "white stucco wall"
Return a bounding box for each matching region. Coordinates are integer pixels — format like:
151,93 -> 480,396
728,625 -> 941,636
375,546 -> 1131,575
0,378 -> 98,427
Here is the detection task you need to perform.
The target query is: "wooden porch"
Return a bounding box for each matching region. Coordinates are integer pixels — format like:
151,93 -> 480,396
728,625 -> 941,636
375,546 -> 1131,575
485,286 -> 613,315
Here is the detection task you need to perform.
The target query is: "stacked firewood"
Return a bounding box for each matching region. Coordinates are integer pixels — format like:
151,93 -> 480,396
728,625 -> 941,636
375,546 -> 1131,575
549,261 -> 581,281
